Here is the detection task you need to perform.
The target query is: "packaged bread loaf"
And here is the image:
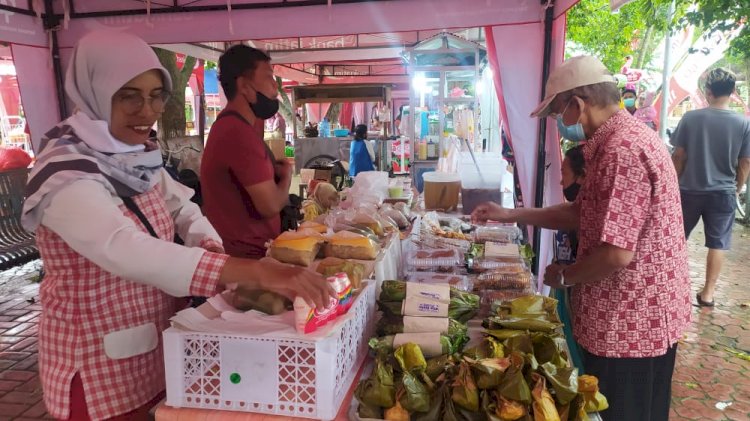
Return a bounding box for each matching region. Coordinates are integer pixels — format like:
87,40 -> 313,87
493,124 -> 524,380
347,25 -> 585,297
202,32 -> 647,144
269,229 -> 325,266
298,220 -> 328,234
324,231 -> 380,260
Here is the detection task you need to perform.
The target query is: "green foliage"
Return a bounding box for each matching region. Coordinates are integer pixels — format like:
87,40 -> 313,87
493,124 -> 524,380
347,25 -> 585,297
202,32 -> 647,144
567,0 -> 662,71
661,0 -> 750,60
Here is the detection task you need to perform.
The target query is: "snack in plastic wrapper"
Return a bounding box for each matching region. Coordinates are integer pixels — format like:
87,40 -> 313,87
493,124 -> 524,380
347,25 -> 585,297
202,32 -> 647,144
293,273 -> 353,333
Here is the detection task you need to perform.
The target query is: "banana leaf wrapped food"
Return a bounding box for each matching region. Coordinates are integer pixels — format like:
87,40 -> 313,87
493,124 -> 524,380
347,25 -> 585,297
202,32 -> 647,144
451,361 -> 479,412
399,372 -> 430,413
530,373 -> 561,421
378,280 -> 480,323
539,362 -> 578,406
394,343 -> 427,374
491,296 -> 561,324
357,402 -> 383,419
425,354 -> 454,382
376,316 -> 468,346
465,356 -> 511,389
463,336 -> 506,360
354,357 -> 396,408
483,316 -> 562,333
498,353 -> 531,405
484,329 -> 528,341
578,375 -> 609,413
531,335 -> 567,368
413,380 -> 450,421
482,390 -> 529,421
369,333 -> 461,357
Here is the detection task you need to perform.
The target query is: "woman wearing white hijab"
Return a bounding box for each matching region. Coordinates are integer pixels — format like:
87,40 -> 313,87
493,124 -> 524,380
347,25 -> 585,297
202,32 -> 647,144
22,31 -> 333,421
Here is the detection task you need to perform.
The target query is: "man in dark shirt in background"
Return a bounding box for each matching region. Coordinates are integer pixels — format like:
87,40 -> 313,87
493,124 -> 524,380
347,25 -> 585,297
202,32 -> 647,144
671,67 -> 750,307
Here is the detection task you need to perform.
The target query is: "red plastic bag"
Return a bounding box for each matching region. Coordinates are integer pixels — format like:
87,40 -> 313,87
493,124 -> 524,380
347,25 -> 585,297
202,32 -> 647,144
0,147 -> 32,171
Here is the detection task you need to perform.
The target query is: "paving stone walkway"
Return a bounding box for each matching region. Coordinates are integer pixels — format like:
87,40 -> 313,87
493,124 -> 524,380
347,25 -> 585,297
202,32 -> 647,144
0,224 -> 748,420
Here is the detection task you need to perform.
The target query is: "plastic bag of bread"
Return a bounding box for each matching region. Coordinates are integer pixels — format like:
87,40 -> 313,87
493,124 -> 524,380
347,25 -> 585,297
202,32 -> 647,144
352,211 -> 385,237
379,204 -> 409,229
269,229 -> 325,266
393,202 -> 412,219
374,212 -> 399,234
315,257 -> 366,289
324,231 -> 381,260
298,220 -> 328,234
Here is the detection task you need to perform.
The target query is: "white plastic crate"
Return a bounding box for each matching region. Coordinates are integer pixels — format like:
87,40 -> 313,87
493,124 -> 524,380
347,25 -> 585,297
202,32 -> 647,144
163,281 -> 376,420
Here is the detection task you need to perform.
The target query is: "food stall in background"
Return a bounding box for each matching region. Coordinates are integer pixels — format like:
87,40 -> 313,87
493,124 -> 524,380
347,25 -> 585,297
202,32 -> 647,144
291,84 -> 394,176
401,32 -> 486,192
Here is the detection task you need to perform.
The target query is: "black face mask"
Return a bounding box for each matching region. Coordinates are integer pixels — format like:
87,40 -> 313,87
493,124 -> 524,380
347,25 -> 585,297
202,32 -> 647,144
563,182 -> 581,202
250,91 -> 280,120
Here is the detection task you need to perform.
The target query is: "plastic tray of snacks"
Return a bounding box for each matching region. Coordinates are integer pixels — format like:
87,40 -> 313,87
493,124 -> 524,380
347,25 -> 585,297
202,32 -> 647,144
473,225 -> 522,244
405,271 -> 472,291
163,281 -> 377,420
472,258 -> 527,274
405,248 -> 462,272
473,271 -> 534,292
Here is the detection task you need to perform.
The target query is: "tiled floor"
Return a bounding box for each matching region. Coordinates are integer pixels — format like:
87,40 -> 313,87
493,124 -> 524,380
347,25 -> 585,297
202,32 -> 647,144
0,224 -> 748,420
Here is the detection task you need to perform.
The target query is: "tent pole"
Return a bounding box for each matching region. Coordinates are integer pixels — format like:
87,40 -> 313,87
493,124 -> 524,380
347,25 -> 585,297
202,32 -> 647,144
532,0 -> 555,276
44,0 -> 68,120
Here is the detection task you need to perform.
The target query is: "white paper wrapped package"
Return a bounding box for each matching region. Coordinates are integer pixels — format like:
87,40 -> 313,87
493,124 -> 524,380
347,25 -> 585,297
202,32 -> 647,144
401,296 -> 449,318
405,282 -> 450,302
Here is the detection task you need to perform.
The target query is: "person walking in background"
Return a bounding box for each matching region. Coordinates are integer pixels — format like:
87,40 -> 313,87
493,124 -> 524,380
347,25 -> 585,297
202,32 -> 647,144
671,67 -> 750,307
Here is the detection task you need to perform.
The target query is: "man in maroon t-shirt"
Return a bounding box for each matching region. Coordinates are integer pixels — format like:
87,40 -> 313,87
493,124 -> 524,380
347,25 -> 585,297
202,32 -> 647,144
201,46 -> 291,258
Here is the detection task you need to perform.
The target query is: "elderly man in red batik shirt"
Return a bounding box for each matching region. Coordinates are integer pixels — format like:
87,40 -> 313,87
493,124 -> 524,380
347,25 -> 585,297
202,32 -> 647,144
472,56 -> 691,421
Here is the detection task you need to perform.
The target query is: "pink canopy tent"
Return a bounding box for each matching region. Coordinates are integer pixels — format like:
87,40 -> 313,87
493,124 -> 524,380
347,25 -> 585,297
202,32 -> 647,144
0,0 -> 578,284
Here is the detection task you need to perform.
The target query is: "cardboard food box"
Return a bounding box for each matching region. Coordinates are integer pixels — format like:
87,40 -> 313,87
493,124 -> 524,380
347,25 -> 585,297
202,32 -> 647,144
300,167 -> 333,185
264,138 -> 286,161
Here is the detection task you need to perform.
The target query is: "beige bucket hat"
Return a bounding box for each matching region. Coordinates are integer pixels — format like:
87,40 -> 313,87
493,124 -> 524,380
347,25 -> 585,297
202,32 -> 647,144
530,55 -> 617,118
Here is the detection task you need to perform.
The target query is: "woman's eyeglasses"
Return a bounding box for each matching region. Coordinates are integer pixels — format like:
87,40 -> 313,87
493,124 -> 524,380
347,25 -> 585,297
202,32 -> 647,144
115,90 -> 171,114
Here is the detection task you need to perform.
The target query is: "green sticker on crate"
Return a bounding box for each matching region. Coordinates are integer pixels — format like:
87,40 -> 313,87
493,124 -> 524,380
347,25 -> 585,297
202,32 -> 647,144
230,373 -> 241,384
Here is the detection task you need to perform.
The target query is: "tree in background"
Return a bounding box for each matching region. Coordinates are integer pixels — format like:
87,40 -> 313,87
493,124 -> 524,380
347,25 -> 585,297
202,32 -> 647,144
671,0 -> 749,60
153,47 -> 197,141
276,76 -> 298,137
567,0 -> 678,72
